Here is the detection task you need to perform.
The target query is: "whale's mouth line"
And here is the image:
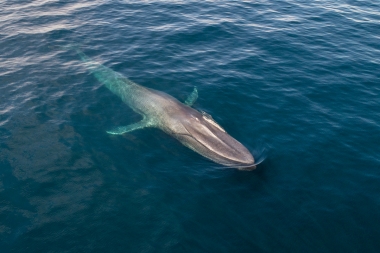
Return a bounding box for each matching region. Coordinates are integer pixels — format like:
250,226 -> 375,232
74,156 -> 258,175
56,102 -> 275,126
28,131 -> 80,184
173,132 -> 255,168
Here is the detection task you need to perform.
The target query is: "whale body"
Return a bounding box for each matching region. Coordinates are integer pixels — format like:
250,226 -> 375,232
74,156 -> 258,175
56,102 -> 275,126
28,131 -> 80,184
74,48 -> 256,170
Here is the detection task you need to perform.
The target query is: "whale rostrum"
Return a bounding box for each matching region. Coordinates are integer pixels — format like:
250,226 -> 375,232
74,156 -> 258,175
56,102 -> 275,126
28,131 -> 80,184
73,48 -> 256,170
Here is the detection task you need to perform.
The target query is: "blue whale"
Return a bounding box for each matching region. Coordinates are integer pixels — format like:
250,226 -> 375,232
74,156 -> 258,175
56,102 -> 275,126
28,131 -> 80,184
74,48 -> 256,170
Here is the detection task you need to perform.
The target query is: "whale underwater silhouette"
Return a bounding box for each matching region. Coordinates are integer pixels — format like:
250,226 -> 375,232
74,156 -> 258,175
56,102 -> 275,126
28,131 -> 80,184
72,48 -> 257,170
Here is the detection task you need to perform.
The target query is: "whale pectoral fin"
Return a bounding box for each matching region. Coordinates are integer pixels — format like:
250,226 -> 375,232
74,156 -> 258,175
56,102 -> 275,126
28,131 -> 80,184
184,86 -> 198,106
106,119 -> 152,135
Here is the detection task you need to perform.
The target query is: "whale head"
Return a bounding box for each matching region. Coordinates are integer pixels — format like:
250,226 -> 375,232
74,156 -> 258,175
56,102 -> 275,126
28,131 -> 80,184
171,109 -> 256,170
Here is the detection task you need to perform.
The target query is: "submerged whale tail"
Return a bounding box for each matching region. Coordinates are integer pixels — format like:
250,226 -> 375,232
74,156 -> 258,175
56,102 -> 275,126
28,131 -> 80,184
59,44 -> 96,68
61,44 -> 138,101
60,43 -> 100,65
51,43 -> 82,56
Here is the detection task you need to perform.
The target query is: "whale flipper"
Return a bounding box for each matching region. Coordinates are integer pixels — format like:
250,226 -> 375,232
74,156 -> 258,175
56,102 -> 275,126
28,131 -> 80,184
185,87 -> 198,106
106,119 -> 152,135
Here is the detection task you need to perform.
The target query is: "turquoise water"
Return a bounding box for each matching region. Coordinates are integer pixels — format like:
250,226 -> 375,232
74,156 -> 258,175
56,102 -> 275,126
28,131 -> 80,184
1,1 -> 380,252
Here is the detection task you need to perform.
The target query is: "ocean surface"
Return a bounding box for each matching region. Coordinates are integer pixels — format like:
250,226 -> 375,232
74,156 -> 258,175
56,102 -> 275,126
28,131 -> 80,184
1,0 -> 380,252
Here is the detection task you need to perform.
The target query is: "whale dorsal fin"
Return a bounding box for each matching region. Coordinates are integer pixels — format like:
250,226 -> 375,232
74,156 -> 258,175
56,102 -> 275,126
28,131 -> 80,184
184,86 -> 198,106
106,118 -> 153,135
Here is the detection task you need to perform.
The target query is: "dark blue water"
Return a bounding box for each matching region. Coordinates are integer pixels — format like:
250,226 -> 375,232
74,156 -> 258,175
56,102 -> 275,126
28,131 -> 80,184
1,1 -> 380,252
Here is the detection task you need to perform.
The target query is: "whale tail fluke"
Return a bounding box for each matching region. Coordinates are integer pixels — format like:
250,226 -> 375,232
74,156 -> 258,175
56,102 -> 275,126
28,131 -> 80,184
60,44 -> 137,101
49,43 -> 81,55
55,43 -> 91,66
59,44 -> 92,63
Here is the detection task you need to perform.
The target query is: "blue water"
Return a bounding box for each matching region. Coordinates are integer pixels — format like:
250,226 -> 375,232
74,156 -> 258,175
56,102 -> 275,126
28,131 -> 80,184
1,0 -> 380,252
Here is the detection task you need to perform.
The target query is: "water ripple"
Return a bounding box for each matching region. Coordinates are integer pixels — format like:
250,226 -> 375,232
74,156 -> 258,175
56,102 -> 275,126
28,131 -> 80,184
1,0 -> 380,252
